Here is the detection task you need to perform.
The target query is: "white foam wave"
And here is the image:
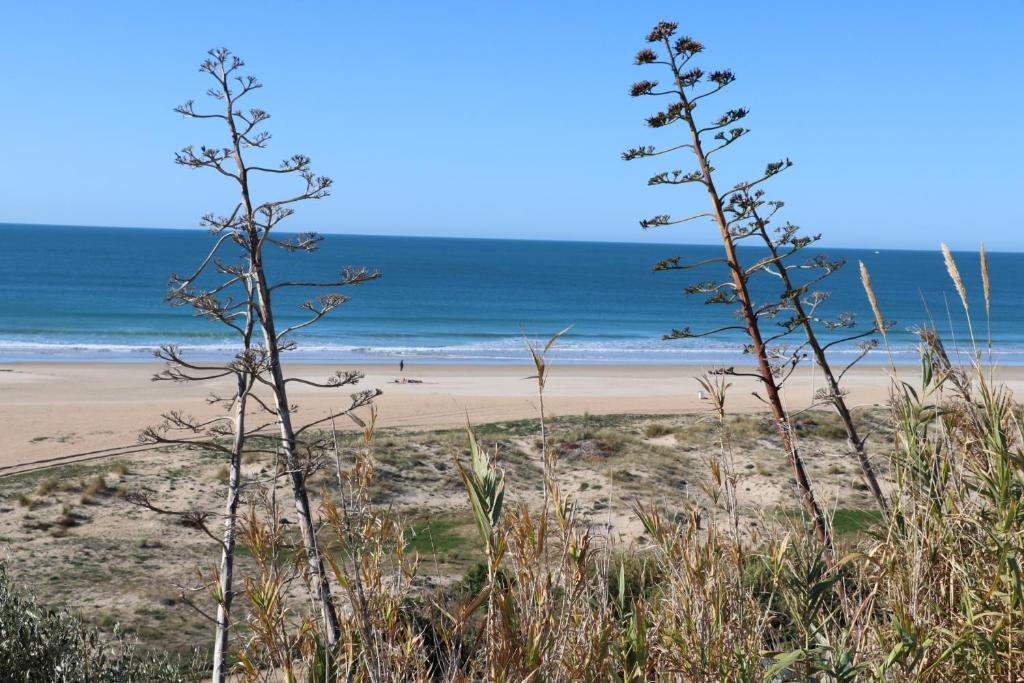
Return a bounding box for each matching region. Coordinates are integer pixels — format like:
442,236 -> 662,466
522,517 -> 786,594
4,335 -> 1016,364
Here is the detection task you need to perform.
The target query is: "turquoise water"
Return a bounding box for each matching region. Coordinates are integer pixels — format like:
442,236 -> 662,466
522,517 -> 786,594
1,223 -> 1020,364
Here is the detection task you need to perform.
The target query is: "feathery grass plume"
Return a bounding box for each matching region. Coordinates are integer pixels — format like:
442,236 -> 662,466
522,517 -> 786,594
941,242 -> 979,358
980,242 -> 991,319
941,242 -> 969,314
859,261 -> 886,342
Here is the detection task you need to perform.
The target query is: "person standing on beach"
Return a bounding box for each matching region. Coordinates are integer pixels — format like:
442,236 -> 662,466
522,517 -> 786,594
400,359 -> 405,373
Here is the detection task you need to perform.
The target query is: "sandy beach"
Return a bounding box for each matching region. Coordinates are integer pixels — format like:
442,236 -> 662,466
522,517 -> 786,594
2,361 -> 1021,472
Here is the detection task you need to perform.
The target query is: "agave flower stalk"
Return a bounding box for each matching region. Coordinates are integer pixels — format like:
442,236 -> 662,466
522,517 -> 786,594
170,48 -> 382,649
137,222 -> 260,683
736,190 -> 890,517
626,21 -> 834,559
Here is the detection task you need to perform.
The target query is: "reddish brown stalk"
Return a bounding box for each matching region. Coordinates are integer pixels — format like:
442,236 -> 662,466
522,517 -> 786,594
745,202 -> 890,518
660,35 -> 835,560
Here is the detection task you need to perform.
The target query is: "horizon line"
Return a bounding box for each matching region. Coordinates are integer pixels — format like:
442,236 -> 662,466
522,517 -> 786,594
0,220 -> 1014,255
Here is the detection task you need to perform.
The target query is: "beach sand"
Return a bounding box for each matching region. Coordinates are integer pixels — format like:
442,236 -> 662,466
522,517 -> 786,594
2,361 -> 1022,472
1,360 -> 1020,654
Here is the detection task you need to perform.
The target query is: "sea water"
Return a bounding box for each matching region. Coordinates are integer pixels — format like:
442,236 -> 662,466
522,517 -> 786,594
1,224 -> 1021,365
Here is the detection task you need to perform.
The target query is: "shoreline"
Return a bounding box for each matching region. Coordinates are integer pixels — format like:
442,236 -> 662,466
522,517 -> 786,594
3,362 -> 1023,472
4,344 -> 1024,367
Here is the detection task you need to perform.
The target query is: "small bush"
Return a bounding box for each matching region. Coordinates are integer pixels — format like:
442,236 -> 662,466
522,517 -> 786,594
56,507 -> 82,528
78,479 -> 106,505
36,477 -> 59,496
86,475 -> 106,494
0,563 -> 204,681
643,422 -> 674,438
794,412 -> 848,441
562,428 -> 635,453
80,476 -> 107,504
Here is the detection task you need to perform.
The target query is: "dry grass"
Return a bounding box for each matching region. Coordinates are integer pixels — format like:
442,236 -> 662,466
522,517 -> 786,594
4,352 -> 1017,680
212,466 -> 229,484
0,407 -> 877,663
643,422 -> 674,438
215,323 -> 1021,680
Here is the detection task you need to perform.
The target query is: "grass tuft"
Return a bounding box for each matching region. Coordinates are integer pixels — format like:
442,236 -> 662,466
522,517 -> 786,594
643,422 -> 674,438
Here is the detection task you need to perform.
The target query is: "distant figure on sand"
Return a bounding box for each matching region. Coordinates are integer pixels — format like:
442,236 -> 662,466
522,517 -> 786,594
400,359 -> 405,373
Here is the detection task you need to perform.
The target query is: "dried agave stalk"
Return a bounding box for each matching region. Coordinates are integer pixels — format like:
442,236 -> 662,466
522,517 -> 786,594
172,48 -> 381,647
626,21 -> 834,559
733,191 -> 890,516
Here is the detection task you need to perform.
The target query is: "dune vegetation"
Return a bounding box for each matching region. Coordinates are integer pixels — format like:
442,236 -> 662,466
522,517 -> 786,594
2,19 -> 1022,683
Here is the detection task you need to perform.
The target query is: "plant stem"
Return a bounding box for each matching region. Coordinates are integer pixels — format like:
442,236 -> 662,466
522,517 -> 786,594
215,60 -> 342,645
748,203 -> 890,518
663,37 -> 834,562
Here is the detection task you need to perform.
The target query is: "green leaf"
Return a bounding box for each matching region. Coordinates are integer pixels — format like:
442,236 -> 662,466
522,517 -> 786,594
764,649 -> 806,678
544,324 -> 574,354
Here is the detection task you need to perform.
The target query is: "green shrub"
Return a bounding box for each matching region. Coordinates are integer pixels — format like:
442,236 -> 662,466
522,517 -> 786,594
0,564 -> 204,681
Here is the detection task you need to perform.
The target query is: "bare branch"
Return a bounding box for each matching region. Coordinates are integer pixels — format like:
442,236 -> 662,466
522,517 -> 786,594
663,324 -> 746,340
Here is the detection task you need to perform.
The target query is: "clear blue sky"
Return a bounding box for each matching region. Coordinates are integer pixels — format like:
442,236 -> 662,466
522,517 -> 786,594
1,1 -> 1021,250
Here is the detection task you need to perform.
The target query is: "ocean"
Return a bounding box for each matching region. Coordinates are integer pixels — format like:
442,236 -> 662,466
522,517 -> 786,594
1,224 -> 1020,365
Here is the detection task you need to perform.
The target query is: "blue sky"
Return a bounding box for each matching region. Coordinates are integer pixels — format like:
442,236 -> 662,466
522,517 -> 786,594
1,1 -> 1021,250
